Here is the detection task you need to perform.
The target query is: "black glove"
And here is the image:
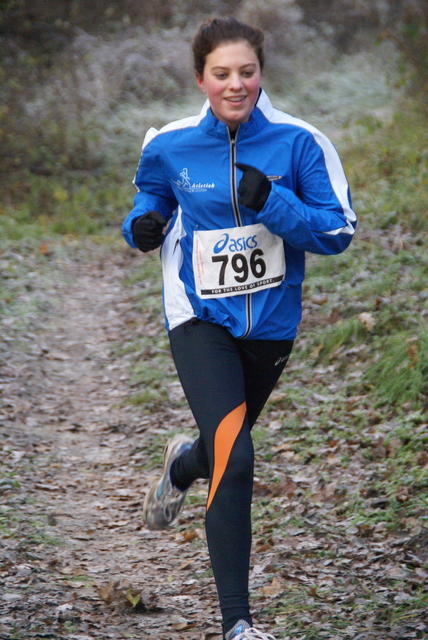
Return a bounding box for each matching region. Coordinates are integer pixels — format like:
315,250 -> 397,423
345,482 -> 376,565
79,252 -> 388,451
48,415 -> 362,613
132,210 -> 166,252
236,163 -> 271,213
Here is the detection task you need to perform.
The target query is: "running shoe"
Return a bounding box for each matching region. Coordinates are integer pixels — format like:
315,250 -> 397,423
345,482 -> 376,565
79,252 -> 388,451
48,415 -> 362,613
226,620 -> 276,640
143,434 -> 193,530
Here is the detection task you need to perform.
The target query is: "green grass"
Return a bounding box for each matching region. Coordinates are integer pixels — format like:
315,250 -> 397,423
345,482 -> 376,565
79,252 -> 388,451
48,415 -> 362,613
0,169 -> 131,241
365,332 -> 428,406
291,104 -> 428,411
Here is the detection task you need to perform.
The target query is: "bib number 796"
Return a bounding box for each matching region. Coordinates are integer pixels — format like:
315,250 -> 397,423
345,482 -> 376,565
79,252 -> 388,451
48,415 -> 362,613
193,223 -> 285,299
212,249 -> 266,285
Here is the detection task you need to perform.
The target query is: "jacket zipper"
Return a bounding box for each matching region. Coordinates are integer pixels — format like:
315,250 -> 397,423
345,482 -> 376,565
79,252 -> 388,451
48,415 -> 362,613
229,130 -> 252,338
230,136 -> 242,227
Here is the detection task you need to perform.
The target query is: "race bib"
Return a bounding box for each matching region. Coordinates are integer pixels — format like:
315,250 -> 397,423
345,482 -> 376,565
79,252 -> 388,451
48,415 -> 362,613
193,223 -> 285,299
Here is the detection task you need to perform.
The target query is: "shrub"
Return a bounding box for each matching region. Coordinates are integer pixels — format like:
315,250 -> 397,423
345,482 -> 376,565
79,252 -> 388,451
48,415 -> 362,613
353,0 -> 428,103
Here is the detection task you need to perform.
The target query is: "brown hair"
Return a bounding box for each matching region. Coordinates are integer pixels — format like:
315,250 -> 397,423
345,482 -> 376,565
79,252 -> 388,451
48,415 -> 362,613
192,16 -> 265,76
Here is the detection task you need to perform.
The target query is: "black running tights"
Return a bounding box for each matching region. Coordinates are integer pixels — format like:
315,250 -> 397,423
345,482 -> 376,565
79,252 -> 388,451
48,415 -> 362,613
169,320 -> 293,635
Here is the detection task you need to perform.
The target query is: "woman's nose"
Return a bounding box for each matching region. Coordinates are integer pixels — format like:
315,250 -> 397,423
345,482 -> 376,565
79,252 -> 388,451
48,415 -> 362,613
228,73 -> 244,90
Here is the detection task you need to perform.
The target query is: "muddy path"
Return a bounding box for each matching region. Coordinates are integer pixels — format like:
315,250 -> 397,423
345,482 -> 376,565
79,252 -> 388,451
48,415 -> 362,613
0,243 -> 217,640
1,241 -> 427,640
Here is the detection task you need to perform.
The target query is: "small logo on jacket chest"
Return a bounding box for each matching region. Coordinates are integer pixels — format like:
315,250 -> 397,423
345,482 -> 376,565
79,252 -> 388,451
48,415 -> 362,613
173,168 -> 215,193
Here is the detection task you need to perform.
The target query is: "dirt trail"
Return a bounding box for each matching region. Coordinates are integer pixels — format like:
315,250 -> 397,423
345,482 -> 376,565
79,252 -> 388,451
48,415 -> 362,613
2,242 -> 428,640
0,245 -> 216,640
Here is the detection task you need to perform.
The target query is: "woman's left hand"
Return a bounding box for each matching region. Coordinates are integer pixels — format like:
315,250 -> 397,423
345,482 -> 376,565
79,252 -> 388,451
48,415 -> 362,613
236,163 -> 271,213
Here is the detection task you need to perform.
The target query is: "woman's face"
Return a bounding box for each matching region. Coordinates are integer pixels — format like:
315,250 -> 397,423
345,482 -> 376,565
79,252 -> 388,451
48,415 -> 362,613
196,40 -> 262,131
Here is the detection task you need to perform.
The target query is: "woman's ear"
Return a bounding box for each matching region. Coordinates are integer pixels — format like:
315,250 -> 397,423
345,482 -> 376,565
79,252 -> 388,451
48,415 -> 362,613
195,72 -> 206,94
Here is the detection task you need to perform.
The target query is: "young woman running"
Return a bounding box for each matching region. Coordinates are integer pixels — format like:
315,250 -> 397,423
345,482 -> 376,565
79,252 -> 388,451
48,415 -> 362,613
122,16 -> 356,640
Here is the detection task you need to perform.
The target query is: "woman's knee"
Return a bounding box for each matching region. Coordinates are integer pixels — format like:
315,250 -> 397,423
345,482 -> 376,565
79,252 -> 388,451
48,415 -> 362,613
227,439 -> 254,484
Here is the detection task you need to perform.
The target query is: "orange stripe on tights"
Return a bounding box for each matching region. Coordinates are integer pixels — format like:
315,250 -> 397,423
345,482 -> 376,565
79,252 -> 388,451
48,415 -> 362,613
206,401 -> 247,511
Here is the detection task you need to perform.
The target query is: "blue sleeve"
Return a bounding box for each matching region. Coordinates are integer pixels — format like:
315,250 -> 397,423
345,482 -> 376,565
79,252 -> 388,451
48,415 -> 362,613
122,134 -> 178,248
256,133 -> 356,255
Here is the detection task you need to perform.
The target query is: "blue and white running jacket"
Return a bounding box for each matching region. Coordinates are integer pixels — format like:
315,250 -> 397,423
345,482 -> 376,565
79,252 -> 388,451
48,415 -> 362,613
122,90 -> 357,340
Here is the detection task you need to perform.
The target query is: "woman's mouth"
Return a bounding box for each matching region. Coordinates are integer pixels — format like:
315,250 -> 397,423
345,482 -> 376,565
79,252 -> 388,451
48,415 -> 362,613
225,96 -> 246,105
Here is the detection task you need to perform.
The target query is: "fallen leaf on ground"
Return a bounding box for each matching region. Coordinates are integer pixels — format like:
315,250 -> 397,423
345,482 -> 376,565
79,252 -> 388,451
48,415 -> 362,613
260,576 -> 284,597
358,312 -> 376,331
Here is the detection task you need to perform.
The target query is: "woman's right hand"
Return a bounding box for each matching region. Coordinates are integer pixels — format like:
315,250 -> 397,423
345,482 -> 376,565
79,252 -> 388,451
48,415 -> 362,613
132,211 -> 166,252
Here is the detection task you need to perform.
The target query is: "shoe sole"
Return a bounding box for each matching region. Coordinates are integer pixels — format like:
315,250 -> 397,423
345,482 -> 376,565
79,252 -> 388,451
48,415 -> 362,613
143,434 -> 193,530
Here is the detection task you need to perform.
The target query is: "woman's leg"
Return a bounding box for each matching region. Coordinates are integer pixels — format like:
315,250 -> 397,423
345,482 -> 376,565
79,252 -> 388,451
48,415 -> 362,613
237,337 -> 293,428
169,321 -> 293,635
169,321 -> 253,632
